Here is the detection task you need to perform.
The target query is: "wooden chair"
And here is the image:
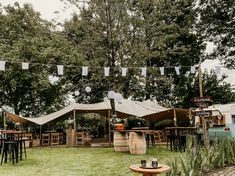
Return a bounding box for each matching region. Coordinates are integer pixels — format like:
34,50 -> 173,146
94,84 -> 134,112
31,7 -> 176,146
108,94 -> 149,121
153,131 -> 161,143
58,132 -> 64,145
83,132 -> 91,146
75,131 -> 84,145
50,133 -> 59,146
42,133 -> 50,146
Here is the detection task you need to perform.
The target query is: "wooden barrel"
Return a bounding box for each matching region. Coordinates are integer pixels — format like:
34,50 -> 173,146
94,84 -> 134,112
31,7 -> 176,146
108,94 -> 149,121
113,132 -> 129,152
129,132 -> 146,155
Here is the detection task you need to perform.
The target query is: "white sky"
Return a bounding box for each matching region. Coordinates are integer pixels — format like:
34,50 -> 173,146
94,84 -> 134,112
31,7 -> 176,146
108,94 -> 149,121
0,0 -> 78,22
1,0 -> 235,87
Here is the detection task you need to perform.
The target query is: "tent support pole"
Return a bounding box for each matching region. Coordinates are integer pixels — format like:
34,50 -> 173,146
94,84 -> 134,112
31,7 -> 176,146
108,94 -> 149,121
3,111 -> 6,130
108,110 -> 111,147
73,110 -> 76,131
40,125 -> 42,147
173,109 -> 177,127
73,110 -> 76,146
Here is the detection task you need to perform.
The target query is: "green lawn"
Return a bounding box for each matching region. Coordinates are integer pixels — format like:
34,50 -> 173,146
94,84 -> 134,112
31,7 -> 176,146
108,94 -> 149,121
0,146 -> 179,176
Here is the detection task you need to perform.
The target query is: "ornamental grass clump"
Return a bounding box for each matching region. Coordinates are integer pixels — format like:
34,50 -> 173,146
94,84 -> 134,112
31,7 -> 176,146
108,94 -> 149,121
166,137 -> 235,176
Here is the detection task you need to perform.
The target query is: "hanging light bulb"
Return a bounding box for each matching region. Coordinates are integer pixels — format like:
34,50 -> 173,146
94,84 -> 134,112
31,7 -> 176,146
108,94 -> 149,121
114,92 -> 123,102
74,90 -> 80,96
108,91 -> 116,99
85,86 -> 91,93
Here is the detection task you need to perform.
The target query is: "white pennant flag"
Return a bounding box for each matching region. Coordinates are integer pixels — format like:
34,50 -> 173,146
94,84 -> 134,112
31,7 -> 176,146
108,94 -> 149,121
22,62 -> 29,70
160,67 -> 165,76
121,67 -> 127,76
141,67 -> 147,77
0,61 -> 6,71
82,66 -> 88,76
57,65 -> 64,75
190,66 -> 195,74
175,66 -> 180,75
104,67 -> 110,76
215,66 -> 221,76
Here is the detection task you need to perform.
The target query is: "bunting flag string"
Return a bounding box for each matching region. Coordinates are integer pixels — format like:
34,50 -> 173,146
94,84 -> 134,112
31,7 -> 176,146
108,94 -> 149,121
57,65 -> 64,75
190,66 -> 196,74
82,66 -> 89,76
121,67 -> 127,77
22,62 -> 29,70
141,67 -> 147,77
104,67 -> 110,76
215,66 -> 221,75
0,60 -> 234,78
0,61 -> 6,71
175,66 -> 180,75
160,67 -> 165,76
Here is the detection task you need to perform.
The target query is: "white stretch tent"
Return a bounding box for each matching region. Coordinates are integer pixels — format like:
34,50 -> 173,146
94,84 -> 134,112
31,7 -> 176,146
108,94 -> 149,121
25,102 -> 111,125
114,99 -> 169,118
2,99 -> 192,126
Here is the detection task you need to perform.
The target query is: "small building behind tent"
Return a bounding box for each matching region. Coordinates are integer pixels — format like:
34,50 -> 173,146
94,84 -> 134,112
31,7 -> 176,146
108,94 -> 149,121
194,103 -> 235,140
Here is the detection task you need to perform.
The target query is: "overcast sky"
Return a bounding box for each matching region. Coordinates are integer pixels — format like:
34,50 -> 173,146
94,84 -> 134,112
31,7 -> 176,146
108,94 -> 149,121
1,0 -> 235,87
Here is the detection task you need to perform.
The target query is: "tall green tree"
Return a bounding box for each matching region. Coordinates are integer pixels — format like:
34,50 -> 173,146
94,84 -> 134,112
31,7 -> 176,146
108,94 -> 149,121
63,0 -> 204,106
197,0 -> 235,68
0,3 -> 82,116
63,0 -> 141,103
173,70 -> 235,108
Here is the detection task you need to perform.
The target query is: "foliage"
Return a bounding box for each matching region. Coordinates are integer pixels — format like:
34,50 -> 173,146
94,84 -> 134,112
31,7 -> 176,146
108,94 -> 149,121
197,0 -> 235,68
63,0 -> 205,106
174,70 -> 235,108
0,3 -> 82,116
0,1 -> 234,117
167,138 -> 235,176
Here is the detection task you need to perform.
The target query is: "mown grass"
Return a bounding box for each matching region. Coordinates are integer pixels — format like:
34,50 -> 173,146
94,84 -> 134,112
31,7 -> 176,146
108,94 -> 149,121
0,146 -> 179,176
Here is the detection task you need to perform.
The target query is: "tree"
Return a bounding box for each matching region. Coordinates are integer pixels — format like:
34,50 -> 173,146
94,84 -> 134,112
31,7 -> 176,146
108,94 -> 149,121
173,70 -> 235,108
63,0 -> 205,106
0,3 -> 82,116
197,0 -> 235,68
63,0 -> 142,103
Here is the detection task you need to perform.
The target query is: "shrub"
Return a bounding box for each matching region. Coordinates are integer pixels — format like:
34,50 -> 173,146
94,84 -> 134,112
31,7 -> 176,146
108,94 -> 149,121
166,137 -> 235,176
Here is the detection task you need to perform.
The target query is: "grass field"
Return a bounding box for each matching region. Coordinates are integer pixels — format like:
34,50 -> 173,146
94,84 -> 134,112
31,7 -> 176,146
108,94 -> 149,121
0,146 -> 179,176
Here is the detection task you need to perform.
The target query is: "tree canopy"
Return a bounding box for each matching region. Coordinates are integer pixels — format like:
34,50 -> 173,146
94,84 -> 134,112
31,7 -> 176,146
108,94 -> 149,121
0,3 -> 82,115
0,1 -> 234,116
197,0 -> 235,69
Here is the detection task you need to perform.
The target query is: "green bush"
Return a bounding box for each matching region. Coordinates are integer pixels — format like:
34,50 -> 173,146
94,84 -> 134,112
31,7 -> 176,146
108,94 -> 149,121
166,137 -> 235,176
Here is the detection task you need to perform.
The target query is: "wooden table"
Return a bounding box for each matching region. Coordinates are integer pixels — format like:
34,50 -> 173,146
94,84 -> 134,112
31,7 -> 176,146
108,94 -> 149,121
129,164 -> 171,176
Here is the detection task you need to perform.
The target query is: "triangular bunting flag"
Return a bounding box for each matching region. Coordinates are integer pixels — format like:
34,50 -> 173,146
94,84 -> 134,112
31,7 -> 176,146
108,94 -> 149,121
160,67 -> 164,75
0,61 -> 6,71
190,66 -> 195,74
82,66 -> 88,76
22,62 -> 29,70
104,67 -> 110,76
57,65 -> 64,75
215,66 -> 221,76
175,66 -> 180,75
141,67 -> 147,77
121,67 -> 127,76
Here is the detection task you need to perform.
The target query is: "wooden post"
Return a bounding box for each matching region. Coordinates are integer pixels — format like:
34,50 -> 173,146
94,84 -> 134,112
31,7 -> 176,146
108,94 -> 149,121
173,109 -> 177,127
108,110 -> 111,147
73,110 -> 76,131
3,111 -> 6,130
199,65 -> 203,97
73,110 -> 76,146
40,125 -> 42,147
199,65 -> 209,147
